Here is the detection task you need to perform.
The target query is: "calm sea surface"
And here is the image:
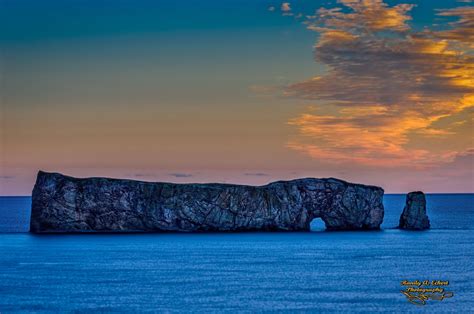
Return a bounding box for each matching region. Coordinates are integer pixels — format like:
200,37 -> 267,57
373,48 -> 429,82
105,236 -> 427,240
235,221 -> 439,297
0,195 -> 473,312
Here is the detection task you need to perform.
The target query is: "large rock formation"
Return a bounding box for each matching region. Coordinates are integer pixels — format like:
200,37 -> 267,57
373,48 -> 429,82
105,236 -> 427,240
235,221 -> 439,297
30,171 -> 384,233
399,191 -> 430,230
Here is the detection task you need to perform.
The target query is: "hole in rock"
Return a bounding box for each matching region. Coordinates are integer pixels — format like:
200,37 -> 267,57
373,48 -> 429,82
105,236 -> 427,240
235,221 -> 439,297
310,217 -> 326,232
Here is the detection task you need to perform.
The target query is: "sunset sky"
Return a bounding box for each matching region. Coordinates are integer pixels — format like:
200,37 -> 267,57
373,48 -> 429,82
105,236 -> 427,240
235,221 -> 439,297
1,0 -> 473,195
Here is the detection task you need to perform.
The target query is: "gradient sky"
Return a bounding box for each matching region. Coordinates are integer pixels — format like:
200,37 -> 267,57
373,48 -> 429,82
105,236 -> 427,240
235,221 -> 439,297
1,0 -> 473,195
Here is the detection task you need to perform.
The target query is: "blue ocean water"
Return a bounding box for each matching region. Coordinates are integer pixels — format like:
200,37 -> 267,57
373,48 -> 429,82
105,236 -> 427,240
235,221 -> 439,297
0,195 -> 473,312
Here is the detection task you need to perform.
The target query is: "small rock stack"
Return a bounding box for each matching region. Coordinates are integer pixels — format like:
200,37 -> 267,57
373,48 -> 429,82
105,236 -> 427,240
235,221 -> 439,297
399,191 -> 430,230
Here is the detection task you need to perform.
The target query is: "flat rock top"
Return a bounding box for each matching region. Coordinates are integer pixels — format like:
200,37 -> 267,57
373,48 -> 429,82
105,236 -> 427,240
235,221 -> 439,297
36,171 -> 381,190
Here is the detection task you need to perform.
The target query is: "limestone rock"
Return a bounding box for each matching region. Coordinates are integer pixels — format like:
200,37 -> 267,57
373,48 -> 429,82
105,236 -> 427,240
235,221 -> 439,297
399,191 -> 430,230
30,171 -> 384,233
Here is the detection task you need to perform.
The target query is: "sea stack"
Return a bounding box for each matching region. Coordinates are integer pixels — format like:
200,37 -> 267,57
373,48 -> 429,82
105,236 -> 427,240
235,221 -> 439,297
399,191 -> 430,230
30,171 -> 384,233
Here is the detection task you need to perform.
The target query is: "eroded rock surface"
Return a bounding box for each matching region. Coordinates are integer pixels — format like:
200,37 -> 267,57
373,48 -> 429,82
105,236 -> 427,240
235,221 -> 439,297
399,191 -> 430,230
30,171 -> 384,233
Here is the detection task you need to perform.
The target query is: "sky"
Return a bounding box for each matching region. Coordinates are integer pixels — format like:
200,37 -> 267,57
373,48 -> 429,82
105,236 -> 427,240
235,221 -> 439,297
1,0 -> 473,195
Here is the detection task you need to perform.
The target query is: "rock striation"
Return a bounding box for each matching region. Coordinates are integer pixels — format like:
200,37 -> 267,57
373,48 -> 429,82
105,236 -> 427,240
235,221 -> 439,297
399,191 -> 430,230
30,171 -> 384,233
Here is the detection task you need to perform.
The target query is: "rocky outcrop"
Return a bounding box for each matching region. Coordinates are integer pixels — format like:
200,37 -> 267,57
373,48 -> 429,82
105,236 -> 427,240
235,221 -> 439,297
399,191 -> 430,230
30,171 -> 384,233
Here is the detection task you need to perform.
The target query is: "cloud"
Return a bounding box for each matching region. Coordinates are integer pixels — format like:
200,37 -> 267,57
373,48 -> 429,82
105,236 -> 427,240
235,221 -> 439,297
249,84 -> 280,96
281,2 -> 293,16
132,173 -> 156,178
312,0 -> 415,32
268,6 -> 276,12
436,6 -> 474,48
0,175 -> 14,180
445,148 -> 474,171
427,148 -> 474,191
287,110 -> 457,168
281,0 -> 474,169
244,172 -> 269,177
168,173 -> 193,178
281,2 -> 291,12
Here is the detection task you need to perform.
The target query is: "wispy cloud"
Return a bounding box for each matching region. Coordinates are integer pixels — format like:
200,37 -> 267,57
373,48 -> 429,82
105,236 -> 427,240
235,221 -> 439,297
244,172 -> 269,177
132,173 -> 156,178
168,173 -> 193,178
436,6 -> 474,48
281,0 -> 474,168
0,175 -> 15,180
428,149 -> 474,191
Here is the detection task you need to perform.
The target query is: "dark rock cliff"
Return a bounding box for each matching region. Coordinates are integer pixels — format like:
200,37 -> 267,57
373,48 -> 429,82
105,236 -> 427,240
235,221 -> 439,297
30,171 -> 384,233
399,191 -> 430,230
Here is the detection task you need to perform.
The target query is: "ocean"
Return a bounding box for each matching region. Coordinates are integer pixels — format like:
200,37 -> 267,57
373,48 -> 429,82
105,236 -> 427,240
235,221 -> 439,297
0,194 -> 473,312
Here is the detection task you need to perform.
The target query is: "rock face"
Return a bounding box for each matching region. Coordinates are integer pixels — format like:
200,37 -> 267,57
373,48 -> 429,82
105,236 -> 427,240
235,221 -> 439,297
30,171 -> 384,233
399,191 -> 430,230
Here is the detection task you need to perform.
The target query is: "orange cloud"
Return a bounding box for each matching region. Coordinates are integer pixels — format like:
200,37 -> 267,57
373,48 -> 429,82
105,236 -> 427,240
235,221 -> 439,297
283,0 -> 474,169
436,6 -> 474,48
314,0 -> 414,32
287,107 -> 457,168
